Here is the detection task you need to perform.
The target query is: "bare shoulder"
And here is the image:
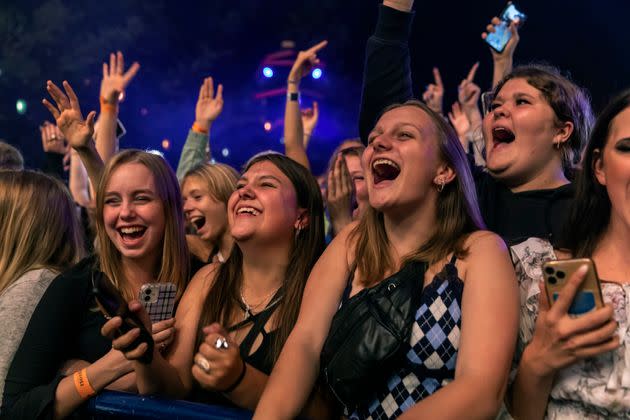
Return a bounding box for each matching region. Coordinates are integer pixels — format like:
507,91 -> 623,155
329,220 -> 359,269
458,230 -> 512,282
463,230 -> 507,253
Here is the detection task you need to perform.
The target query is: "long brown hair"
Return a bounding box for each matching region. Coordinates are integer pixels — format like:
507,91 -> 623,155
351,100 -> 485,285
196,152 -> 325,364
0,170 -> 84,293
94,150 -> 189,301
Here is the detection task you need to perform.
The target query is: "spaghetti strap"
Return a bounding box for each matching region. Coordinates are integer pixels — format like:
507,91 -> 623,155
449,253 -> 457,265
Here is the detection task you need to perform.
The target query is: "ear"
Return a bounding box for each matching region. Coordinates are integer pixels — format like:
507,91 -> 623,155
433,163 -> 456,187
294,208 -> 310,230
553,120 -> 574,146
592,148 -> 606,186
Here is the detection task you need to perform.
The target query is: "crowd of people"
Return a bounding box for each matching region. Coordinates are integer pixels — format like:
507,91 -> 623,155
1,0 -> 629,419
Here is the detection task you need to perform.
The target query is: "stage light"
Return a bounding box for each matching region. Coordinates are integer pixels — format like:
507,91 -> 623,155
222,148 -> 230,157
263,67 -> 274,78
210,158 -> 217,164
16,99 -> 27,115
264,121 -> 272,132
161,139 -> 170,150
140,107 -> 149,116
312,68 -> 322,79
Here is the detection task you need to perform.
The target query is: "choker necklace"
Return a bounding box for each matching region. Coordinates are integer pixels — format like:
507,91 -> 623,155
240,286 -> 282,320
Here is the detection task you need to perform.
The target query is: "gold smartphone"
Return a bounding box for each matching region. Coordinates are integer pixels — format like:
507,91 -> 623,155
543,258 -> 604,316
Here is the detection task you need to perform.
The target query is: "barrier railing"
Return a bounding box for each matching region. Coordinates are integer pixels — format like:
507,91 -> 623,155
87,391 -> 253,419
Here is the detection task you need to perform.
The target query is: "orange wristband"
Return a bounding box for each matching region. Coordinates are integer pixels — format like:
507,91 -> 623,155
73,368 -> 96,399
192,122 -> 209,134
100,96 -> 119,114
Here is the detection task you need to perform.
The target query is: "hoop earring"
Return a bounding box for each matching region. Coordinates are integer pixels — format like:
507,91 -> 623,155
437,178 -> 445,193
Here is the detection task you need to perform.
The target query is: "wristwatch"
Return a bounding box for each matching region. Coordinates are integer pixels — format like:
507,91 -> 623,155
287,92 -> 300,102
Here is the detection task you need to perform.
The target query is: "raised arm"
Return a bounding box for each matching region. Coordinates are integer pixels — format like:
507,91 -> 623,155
43,80 -> 104,188
254,223 -> 354,419
97,51 -> 139,162
481,19 -> 520,89
358,0 -> 415,144
284,40 -> 328,170
176,77 -> 224,181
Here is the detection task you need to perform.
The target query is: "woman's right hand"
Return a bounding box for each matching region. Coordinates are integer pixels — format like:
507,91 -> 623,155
524,265 -> 620,379
327,154 -> 354,235
288,40 -> 328,85
43,80 -> 96,151
101,301 -> 154,362
481,17 -> 520,62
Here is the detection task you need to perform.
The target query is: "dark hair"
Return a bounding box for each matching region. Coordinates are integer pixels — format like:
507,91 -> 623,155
493,64 -> 594,176
561,89 -> 630,257
196,152 -> 325,364
352,100 -> 485,285
0,141 -> 24,171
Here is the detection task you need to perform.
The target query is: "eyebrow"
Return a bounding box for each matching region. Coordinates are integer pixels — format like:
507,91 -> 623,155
105,189 -> 155,196
369,122 -> 423,137
238,174 -> 283,183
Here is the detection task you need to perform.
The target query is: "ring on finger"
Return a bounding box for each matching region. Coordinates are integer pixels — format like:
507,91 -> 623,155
214,336 -> 229,350
194,354 -> 211,373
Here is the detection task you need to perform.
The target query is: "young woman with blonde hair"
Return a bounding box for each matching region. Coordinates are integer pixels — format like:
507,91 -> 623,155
0,170 -> 84,408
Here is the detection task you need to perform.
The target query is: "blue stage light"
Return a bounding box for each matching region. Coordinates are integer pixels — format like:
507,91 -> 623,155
263,67 -> 274,78
222,148 -> 230,157
312,68 -> 322,79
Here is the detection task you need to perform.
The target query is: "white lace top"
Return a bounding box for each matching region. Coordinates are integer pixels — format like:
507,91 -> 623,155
509,237 -> 630,419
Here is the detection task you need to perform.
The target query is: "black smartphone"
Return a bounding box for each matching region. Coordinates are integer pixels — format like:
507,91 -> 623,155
91,272 -> 154,364
485,2 -> 527,53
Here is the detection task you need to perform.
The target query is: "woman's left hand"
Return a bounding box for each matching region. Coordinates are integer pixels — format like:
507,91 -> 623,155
152,317 -> 176,354
192,323 -> 244,391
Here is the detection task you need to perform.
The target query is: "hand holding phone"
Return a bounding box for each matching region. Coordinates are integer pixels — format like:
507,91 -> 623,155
483,2 -> 526,54
92,272 -> 154,364
543,258 -> 604,316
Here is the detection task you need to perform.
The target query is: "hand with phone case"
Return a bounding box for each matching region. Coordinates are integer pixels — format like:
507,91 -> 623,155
481,3 -> 523,88
522,262 -> 619,379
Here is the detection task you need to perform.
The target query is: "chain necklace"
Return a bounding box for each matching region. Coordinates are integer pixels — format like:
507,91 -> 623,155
239,286 -> 282,320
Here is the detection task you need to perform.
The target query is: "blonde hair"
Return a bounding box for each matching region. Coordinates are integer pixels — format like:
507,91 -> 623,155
94,150 -> 189,301
352,101 -> 485,285
182,162 -> 239,204
0,170 -> 84,294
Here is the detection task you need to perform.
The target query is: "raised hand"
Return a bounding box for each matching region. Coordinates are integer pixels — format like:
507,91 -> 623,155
288,40 -> 328,85
195,77 -> 224,131
422,67 -> 444,115
301,101 -> 319,148
458,62 -> 482,130
482,18 -> 521,62
448,102 -> 471,143
192,323 -> 246,392
43,81 -> 96,151
524,266 -> 619,378
100,51 -> 140,104
327,154 -> 354,235
40,121 -> 68,154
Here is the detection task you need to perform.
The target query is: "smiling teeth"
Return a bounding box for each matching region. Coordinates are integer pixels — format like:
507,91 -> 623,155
237,207 -> 260,215
372,158 -> 399,170
120,226 -> 144,234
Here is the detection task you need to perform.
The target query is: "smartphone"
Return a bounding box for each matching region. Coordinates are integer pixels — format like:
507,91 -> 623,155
91,272 -> 154,363
139,282 -> 176,323
485,2 -> 527,53
543,258 -> 604,316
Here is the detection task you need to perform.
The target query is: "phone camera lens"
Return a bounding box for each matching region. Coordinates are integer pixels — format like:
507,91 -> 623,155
557,271 -> 566,279
143,295 -> 151,302
544,267 -> 555,275
548,276 -> 557,285
144,288 -> 152,295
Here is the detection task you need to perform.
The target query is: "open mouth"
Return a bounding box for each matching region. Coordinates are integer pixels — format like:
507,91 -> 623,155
118,225 -> 147,240
236,206 -> 261,216
492,127 -> 516,146
372,158 -> 401,184
190,216 -> 206,230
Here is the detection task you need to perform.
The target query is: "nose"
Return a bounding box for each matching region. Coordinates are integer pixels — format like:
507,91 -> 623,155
120,200 -> 136,219
492,102 -> 510,119
370,133 -> 393,152
238,184 -> 255,200
182,197 -> 193,213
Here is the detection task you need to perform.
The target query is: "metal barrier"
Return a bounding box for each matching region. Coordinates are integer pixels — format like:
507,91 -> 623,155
87,391 -> 253,419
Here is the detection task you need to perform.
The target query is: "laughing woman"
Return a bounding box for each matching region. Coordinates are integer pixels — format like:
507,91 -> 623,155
254,101 -> 519,419
1,82 -> 188,419
104,152 -> 329,415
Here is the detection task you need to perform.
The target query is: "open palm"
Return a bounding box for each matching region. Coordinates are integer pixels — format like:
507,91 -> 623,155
43,80 -> 95,150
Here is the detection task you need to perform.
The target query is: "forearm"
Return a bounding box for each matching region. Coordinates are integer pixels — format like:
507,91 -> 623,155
133,353 -> 189,399
53,352 -> 133,419
492,57 -> 513,89
358,3 -> 415,143
69,149 -> 91,207
95,104 -> 119,163
507,346 -> 554,420
176,128 -> 210,182
254,334 -> 321,419
284,83 -> 310,170
399,376 -> 505,420
74,141 -> 105,190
